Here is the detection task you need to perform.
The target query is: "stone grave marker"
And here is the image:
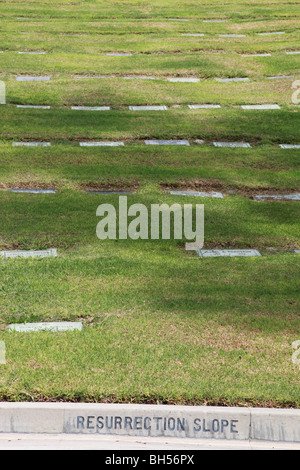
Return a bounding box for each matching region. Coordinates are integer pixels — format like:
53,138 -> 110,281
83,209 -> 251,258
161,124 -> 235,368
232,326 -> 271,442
267,75 -> 294,80
167,78 -> 200,83
279,144 -> 300,149
79,142 -> 124,147
170,190 -> 224,198
129,105 -> 167,111
196,249 -> 262,257
0,249 -> 57,258
213,142 -> 251,148
106,53 -> 132,56
9,189 -> 56,194
16,76 -> 50,81
258,32 -> 285,36
216,77 -> 250,82
71,106 -> 110,111
13,142 -> 51,147
9,322 -> 83,332
145,140 -> 190,146
254,194 -> 300,201
188,104 -> 221,109
86,190 -> 131,194
17,105 -> 51,109
219,34 -> 245,38
241,104 -> 280,110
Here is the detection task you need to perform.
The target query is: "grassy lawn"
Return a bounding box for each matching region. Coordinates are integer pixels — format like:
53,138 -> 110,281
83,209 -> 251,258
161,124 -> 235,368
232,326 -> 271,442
0,0 -> 299,407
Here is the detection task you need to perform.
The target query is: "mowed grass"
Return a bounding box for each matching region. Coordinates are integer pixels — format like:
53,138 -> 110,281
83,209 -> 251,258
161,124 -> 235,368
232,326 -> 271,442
0,0 -> 299,406
1,108 -> 300,143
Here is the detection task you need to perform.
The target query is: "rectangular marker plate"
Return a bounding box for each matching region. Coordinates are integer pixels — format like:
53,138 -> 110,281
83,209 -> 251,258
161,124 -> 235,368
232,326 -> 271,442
106,53 -> 132,56
9,189 -> 56,194
219,34 -> 245,38
254,194 -> 300,201
267,75 -> 294,80
145,140 -> 190,146
196,249 -> 262,257
213,142 -> 251,148
167,78 -> 200,83
0,249 -> 57,258
242,53 -> 271,57
12,142 -> 51,147
279,144 -> 300,149
129,106 -> 167,111
241,104 -> 280,110
188,104 -> 221,109
74,76 -> 108,79
79,142 -> 124,147
258,32 -> 285,35
216,77 -> 250,82
16,76 -> 50,81
71,106 -> 110,111
18,51 -> 45,54
86,190 -> 131,194
17,105 -> 51,109
170,190 -> 224,198
9,322 -> 83,332
122,76 -> 156,80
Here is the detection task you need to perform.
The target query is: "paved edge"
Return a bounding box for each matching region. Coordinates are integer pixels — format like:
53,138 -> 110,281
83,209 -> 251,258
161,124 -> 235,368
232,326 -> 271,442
0,403 -> 299,443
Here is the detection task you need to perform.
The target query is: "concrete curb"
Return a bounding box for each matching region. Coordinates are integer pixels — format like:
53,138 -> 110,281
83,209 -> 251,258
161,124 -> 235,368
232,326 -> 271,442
0,403 -> 299,443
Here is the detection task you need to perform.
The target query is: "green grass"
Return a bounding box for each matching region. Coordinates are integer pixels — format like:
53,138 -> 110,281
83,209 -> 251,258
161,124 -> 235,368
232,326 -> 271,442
0,0 -> 299,407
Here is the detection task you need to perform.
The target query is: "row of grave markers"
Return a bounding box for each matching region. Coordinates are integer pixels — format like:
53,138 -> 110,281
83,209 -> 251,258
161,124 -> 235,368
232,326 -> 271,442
1,247 -> 299,265
13,75 -> 296,82
5,187 -> 300,201
12,104 -> 284,110
2,50 -> 300,57
9,140 -> 300,149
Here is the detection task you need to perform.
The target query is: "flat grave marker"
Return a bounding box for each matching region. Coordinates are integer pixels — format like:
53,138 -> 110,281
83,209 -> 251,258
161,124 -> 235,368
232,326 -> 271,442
219,34 -> 245,38
279,144 -> 300,149
12,142 -> 51,147
9,189 -> 56,194
71,106 -> 110,111
145,140 -> 190,146
254,194 -> 300,201
74,76 -> 108,79
170,190 -> 224,198
286,51 -> 300,55
167,78 -> 200,83
188,104 -> 221,109
79,141 -> 124,147
0,249 -> 57,258
242,53 -> 271,57
129,105 -> 167,111
182,33 -> 205,37
9,322 -> 83,332
106,52 -> 132,56
213,142 -> 252,148
86,190 -> 131,194
241,104 -> 280,110
17,105 -> 51,109
216,77 -> 250,83
258,31 -> 285,36
122,76 -> 156,80
18,51 -> 46,55
196,249 -> 262,258
267,75 -> 294,80
16,76 -> 50,81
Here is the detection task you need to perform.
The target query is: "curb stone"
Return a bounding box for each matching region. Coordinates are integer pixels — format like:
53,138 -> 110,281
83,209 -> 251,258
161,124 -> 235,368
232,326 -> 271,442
0,403 -> 299,443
